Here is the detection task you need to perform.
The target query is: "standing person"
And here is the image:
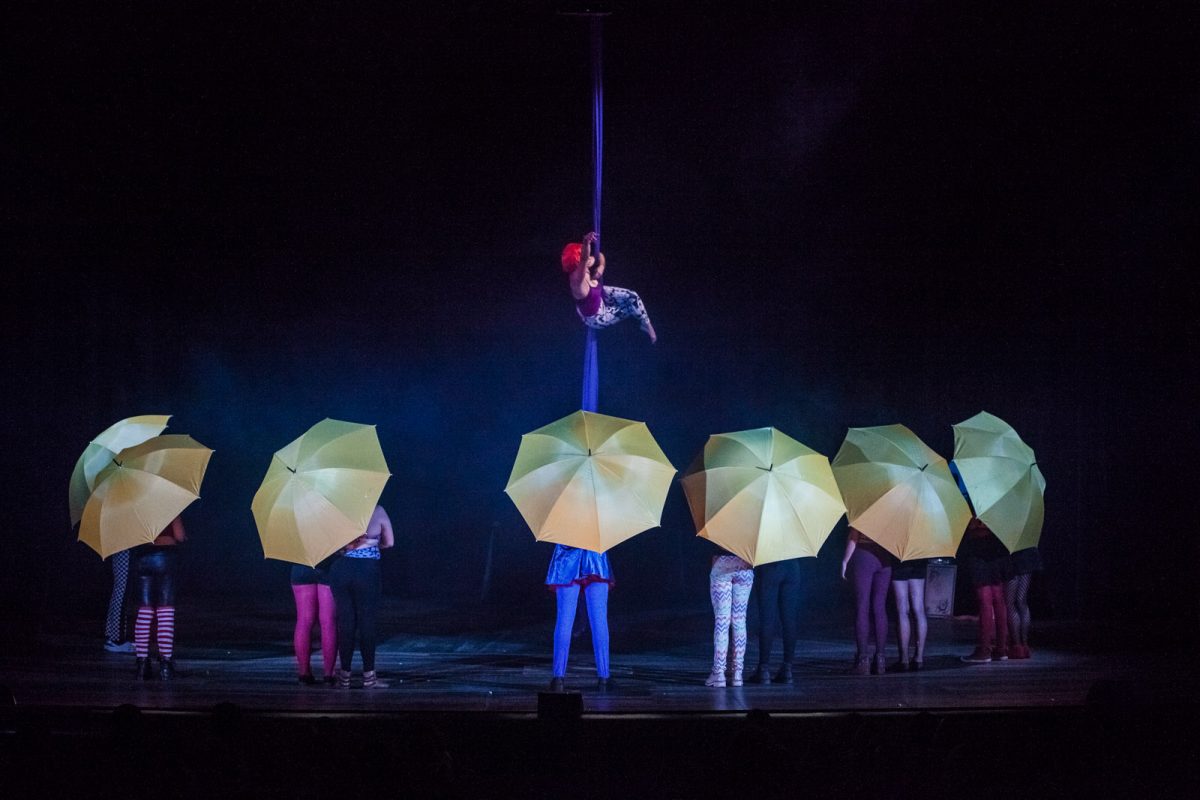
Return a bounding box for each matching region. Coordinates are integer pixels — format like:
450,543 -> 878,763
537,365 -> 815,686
841,527 -> 893,676
545,544 -> 614,691
750,558 -> 802,684
959,518 -> 1013,664
290,556 -> 337,685
104,549 -> 134,652
131,515 -> 186,681
563,231 -> 657,343
1005,546 -> 1042,659
330,505 -> 394,689
706,552 -> 755,687
891,558 -> 930,671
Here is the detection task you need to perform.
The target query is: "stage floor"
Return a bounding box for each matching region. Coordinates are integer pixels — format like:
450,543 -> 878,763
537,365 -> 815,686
3,597 -> 1189,715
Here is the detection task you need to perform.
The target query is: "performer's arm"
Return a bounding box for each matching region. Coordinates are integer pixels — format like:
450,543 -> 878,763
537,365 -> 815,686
377,507 -> 395,549
841,529 -> 858,580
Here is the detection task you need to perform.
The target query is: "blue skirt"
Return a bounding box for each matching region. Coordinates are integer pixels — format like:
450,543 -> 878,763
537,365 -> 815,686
545,544 -> 614,589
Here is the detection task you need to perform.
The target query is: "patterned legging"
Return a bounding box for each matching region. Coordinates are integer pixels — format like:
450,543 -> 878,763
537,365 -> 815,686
1005,573 -> 1033,646
710,556 -> 754,673
581,286 -> 652,331
105,550 -> 130,642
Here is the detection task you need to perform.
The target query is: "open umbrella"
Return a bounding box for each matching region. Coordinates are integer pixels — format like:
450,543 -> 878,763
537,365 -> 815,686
504,410 -> 676,553
681,427 -> 845,566
77,434 -> 214,558
252,418 -> 391,567
831,424 -> 971,561
69,414 -> 171,526
952,411 -> 1045,553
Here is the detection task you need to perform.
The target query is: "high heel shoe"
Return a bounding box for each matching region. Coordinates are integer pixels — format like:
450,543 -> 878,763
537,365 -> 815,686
872,654 -> 887,675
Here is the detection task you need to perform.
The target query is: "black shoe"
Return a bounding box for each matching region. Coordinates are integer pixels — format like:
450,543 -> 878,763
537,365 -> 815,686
597,677 -> 616,692
298,673 -> 318,685
749,665 -> 772,684
547,677 -> 565,693
134,657 -> 153,681
158,658 -> 176,681
773,664 -> 794,684
323,675 -> 337,686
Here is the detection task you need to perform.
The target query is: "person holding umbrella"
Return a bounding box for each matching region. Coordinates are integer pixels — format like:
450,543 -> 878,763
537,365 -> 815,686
131,515 -> 187,681
545,545 -> 614,691
331,504 -> 394,689
707,548 -> 755,687
841,527 -> 894,676
290,556 -> 338,685
1006,546 -> 1042,659
958,518 -> 1013,663
891,558 -> 930,671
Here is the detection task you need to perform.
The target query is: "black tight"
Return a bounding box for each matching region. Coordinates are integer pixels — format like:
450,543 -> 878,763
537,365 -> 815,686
755,559 -> 802,667
330,557 -> 381,672
1005,572 -> 1033,646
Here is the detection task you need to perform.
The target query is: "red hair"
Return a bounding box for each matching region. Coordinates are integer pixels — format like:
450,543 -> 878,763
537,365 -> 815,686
561,242 -> 582,272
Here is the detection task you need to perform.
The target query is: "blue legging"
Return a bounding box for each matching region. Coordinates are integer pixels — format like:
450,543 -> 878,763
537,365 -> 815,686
552,582 -> 610,678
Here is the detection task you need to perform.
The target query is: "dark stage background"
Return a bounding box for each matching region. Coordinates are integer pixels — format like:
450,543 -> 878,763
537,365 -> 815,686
4,2 -> 1195,641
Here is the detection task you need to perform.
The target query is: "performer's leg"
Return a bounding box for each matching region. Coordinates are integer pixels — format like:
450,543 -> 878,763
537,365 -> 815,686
909,578 -> 928,663
709,567 -> 734,678
870,566 -> 892,667
779,572 -> 801,667
133,606 -> 154,659
292,584 -> 317,677
584,581 -> 610,680
552,584 -> 581,678
991,581 -> 1009,657
330,561 -> 356,678
106,550 -> 130,644
155,606 -> 175,660
892,580 -> 912,665
358,561 -> 381,674
317,584 -> 338,678
730,569 -> 754,682
755,566 -> 782,671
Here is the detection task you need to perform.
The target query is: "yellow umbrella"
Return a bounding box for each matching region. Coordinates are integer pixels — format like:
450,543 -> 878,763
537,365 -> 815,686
69,415 -> 172,526
78,434 -> 214,558
504,410 -> 676,553
252,418 -> 391,567
952,411 -> 1045,553
681,427 -> 845,566
831,424 -> 971,561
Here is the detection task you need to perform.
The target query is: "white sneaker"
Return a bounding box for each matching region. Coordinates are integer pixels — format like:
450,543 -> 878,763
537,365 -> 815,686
105,639 -> 135,653
704,670 -> 726,688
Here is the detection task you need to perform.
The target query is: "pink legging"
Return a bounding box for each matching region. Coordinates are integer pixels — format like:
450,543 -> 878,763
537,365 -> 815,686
292,584 -> 337,678
975,582 -> 1009,655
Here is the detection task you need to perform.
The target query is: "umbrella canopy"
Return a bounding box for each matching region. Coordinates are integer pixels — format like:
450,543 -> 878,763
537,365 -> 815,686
952,411 -> 1046,553
504,410 -> 676,553
681,427 -> 845,566
252,418 -> 391,567
831,424 -> 971,561
78,434 -> 214,558
69,415 -> 171,526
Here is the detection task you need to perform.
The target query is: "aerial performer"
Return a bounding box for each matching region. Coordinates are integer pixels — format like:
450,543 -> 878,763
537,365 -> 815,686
563,231 -> 657,344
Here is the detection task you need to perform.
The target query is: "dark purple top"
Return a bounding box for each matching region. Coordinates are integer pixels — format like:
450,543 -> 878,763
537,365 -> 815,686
575,281 -> 603,318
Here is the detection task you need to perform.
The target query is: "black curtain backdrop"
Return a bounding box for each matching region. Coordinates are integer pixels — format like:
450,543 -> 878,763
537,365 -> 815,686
4,1 -> 1196,640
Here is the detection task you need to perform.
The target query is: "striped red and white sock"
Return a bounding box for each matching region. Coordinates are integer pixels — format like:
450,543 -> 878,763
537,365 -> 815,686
134,606 -> 153,658
156,606 -> 175,660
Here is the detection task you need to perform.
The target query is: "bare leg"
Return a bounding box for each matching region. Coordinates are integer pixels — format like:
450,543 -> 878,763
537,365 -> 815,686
892,580 -> 911,666
908,578 -> 928,663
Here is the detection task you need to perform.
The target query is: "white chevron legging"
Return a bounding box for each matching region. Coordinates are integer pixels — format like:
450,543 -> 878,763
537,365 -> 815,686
709,555 -> 754,673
